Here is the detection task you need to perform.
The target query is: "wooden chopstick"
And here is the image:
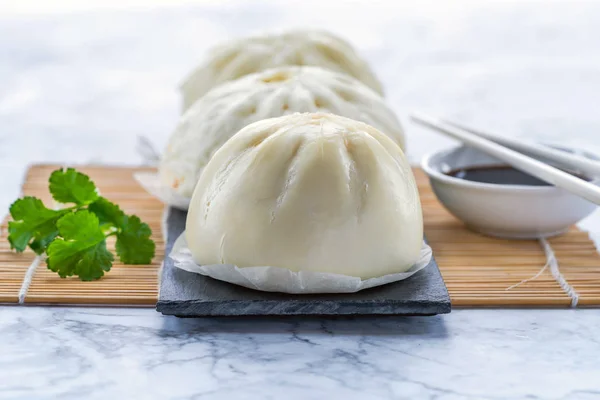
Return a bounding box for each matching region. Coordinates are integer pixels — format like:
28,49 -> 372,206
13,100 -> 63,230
442,119 -> 600,177
411,112 -> 600,206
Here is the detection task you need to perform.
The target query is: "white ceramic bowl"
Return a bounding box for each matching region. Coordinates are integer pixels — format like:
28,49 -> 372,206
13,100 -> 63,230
422,145 -> 600,239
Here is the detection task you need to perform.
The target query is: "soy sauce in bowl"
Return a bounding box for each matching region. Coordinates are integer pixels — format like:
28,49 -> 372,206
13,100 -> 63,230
422,146 -> 599,238
446,165 -> 591,186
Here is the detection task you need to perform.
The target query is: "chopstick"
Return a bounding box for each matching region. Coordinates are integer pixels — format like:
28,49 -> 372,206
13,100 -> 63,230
411,112 -> 600,206
441,119 -> 600,177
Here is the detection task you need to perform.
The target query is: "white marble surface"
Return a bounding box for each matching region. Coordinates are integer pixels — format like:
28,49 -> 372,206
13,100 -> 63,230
3,307 -> 600,400
1,1 -> 600,399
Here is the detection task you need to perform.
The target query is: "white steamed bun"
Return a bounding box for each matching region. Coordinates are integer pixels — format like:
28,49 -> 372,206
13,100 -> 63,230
160,66 -> 405,199
186,113 -> 423,279
180,30 -> 383,110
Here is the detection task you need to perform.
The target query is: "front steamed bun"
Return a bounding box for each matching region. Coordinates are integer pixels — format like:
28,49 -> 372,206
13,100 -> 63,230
180,29 -> 383,110
186,113 -> 423,279
160,66 -> 405,199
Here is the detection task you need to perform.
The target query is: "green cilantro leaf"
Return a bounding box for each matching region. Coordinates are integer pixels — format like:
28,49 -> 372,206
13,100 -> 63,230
116,215 -> 155,264
7,168 -> 156,281
7,221 -> 33,253
29,219 -> 60,255
49,168 -> 99,205
8,197 -> 64,252
46,211 -> 113,280
9,196 -> 57,222
88,197 -> 126,228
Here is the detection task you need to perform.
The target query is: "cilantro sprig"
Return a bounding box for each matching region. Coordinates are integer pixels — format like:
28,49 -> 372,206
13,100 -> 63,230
8,168 -> 155,281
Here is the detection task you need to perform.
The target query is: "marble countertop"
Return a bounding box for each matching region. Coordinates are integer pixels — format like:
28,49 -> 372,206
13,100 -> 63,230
3,307 -> 600,400
2,1 -> 600,399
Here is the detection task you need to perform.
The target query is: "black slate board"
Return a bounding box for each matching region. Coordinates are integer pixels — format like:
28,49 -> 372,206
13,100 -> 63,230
157,208 -> 451,317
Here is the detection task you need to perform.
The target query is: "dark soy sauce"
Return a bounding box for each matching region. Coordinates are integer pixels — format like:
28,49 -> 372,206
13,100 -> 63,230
446,165 -> 590,186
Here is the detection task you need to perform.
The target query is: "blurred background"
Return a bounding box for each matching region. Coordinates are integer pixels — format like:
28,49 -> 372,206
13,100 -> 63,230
1,0 -> 599,217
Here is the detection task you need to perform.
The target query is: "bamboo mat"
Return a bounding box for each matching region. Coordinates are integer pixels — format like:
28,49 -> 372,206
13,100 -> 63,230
0,165 -> 164,306
1,164 -> 600,307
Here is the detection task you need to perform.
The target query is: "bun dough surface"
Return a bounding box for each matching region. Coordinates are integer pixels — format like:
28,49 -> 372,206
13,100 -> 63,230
181,30 -> 383,110
160,66 -> 404,198
186,113 -> 423,279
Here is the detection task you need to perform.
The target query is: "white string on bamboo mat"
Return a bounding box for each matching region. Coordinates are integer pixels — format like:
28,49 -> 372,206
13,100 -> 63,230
17,199 -> 66,304
506,237 -> 579,307
18,255 -> 43,304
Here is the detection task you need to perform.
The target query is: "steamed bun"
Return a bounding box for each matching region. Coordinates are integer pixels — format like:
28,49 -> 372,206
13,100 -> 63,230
186,113 -> 423,279
160,66 -> 405,199
181,30 -> 383,110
